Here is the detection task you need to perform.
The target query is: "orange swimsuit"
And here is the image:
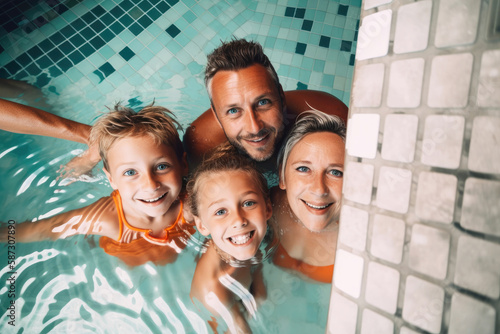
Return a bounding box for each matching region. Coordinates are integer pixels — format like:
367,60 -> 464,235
99,190 -> 195,266
273,243 -> 334,283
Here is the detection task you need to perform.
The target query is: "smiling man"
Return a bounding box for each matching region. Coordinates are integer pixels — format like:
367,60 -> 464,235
183,39 -> 348,170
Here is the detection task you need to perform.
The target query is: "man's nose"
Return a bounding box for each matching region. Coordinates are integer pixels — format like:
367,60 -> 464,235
245,109 -> 263,134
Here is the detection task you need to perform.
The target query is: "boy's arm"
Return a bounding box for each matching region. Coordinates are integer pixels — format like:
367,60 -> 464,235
0,196 -> 118,243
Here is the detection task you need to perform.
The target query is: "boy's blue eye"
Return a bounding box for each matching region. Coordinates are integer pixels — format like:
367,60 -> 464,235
124,169 -> 137,176
215,209 -> 227,216
227,108 -> 238,115
330,169 -> 343,177
296,166 -> 310,172
243,200 -> 256,207
157,163 -> 169,171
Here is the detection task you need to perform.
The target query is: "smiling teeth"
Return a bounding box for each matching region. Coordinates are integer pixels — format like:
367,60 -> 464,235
142,193 -> 165,203
229,232 -> 252,245
305,202 -> 331,209
250,137 -> 264,142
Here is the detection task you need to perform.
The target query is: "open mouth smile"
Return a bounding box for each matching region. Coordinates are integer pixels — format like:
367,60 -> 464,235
228,230 -> 255,245
139,193 -> 166,203
301,200 -> 333,210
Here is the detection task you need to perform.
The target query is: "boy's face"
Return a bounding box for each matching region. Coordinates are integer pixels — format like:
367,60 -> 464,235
280,132 -> 344,232
104,135 -> 186,219
194,170 -> 271,261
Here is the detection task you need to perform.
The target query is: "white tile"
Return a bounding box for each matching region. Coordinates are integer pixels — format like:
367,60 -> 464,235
343,162 -> 374,205
370,214 -> 405,264
376,166 -> 412,214
435,0 -> 481,48
351,63 -> 384,107
421,115 -> 465,169
356,10 -> 392,60
387,58 -> 425,108
365,262 -> 400,314
361,309 -> 394,334
468,116 -> 500,174
477,50 -> 500,107
415,172 -> 457,224
394,1 -> 432,54
346,113 -> 380,159
333,249 -> 364,298
455,235 -> 500,299
364,0 -> 392,10
381,114 -> 418,163
461,178 -> 500,238
409,224 -> 450,280
448,293 -> 496,334
427,53 -> 473,108
339,205 -> 368,251
400,328 -> 420,334
402,276 -> 444,334
327,291 -> 358,334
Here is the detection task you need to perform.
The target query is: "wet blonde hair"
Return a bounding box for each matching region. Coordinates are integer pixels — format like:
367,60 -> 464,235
186,143 -> 269,217
90,103 -> 183,171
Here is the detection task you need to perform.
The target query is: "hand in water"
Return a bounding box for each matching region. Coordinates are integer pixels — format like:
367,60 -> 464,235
58,144 -> 101,180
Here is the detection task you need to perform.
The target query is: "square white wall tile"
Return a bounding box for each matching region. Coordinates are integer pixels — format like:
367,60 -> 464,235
387,58 -> 425,108
435,0 -> 481,48
352,63 -> 384,107
361,309 -> 394,334
339,205 -> 368,251
333,249 -> 364,298
402,275 -> 444,334
364,0 -> 392,10
343,162 -> 374,205
461,178 -> 500,237
421,115 -> 465,169
356,10 -> 392,60
370,214 -> 405,264
427,53 -> 474,108
454,235 -> 500,299
381,114 -> 418,163
365,261 -> 400,314
415,171 -> 457,224
376,166 -> 412,214
409,224 -> 450,280
393,1 -> 432,54
448,293 -> 496,334
477,50 -> 500,107
468,116 -> 500,174
346,113 -> 380,159
327,292 -> 358,334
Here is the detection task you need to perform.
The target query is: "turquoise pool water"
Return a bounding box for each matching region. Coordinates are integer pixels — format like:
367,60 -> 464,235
0,0 -> 360,332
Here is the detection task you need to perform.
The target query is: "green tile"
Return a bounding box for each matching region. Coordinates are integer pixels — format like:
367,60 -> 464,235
99,45 -> 115,59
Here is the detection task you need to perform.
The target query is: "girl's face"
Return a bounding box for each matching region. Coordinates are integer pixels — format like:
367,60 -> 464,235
280,132 -> 344,232
194,170 -> 271,261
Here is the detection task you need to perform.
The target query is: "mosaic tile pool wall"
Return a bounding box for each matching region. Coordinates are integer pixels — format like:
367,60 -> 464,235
328,0 -> 500,333
0,0 -> 360,118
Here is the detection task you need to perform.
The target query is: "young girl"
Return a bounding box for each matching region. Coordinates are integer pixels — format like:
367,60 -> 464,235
187,144 -> 275,333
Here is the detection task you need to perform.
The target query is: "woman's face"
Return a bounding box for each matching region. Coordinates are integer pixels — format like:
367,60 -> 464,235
280,132 -> 345,232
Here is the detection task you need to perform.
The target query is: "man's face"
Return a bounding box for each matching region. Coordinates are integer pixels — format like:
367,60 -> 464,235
210,64 -> 285,162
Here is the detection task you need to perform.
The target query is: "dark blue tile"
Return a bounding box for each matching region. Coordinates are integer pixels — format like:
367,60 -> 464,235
120,0 -> 134,11
119,46 -> 135,61
59,41 -> 74,53
166,24 -> 180,37
0,44 -> 4,54
36,55 -> 52,68
4,21 -> 18,33
349,54 -> 355,66
302,20 -> 313,31
101,13 -> 114,25
48,48 -> 64,62
295,42 -> 306,55
166,0 -> 179,6
0,68 -> 10,79
319,35 -> 330,48
341,40 -> 352,52
70,33 -> 85,47
110,21 -> 125,34
49,32 -> 65,45
93,69 -> 105,83
39,39 -> 56,52
100,28 -> 114,42
138,0 -> 153,12
14,70 -> 28,80
27,46 -> 43,60
110,6 -> 125,18
338,5 -> 348,16
68,49 -> 84,65
297,82 -> 308,90
98,62 -> 115,77
26,63 -> 41,76
81,27 -> 95,40
54,4 -> 69,15
57,57 -> 72,72
156,1 -> 171,12
82,11 -> 96,24
22,22 -> 37,34
91,5 -> 105,17
354,30 -> 358,41
79,43 -> 95,57
49,65 -> 62,77
71,18 -> 86,31
5,60 -> 21,75
91,19 -> 105,32
129,22 -> 143,36
285,7 -> 295,17
295,8 -> 305,18
120,14 -> 133,26
147,7 -> 161,21
16,53 -> 31,66
61,25 -> 76,38
36,73 -> 50,87
33,15 -> 48,28
138,15 -> 152,28
89,35 -> 105,50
